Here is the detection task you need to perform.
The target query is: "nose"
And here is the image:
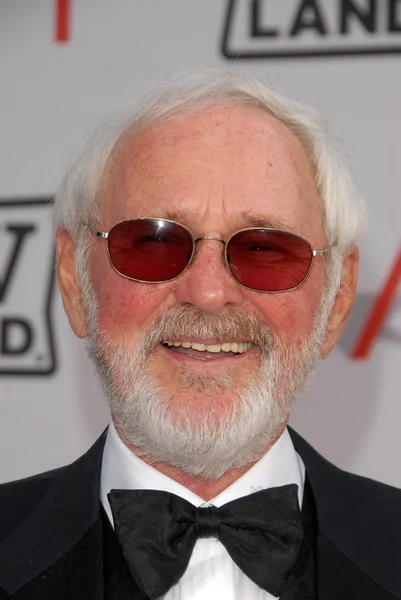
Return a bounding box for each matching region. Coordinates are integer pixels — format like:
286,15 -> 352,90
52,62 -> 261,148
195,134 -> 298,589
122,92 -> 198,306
173,238 -> 245,314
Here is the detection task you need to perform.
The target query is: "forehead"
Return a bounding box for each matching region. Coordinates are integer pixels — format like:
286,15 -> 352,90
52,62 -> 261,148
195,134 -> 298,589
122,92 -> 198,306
103,105 -> 323,237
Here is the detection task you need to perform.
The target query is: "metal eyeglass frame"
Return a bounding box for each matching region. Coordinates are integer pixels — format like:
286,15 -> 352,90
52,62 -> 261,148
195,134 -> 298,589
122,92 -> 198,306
86,217 -> 333,293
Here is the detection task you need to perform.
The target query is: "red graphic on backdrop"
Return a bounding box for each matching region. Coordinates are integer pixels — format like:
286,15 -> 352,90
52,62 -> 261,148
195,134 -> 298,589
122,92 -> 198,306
55,0 -> 71,43
351,250 -> 401,360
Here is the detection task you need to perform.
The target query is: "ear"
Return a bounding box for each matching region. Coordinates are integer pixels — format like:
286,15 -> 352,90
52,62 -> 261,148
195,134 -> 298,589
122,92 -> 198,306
56,228 -> 88,338
321,246 -> 359,358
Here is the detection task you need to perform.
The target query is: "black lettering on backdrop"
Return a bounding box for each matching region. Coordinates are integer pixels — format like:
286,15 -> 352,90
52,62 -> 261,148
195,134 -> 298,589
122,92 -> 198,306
0,224 -> 35,358
251,0 -> 279,38
290,0 -> 328,36
0,224 -> 36,303
389,0 -> 401,31
0,197 -> 56,376
221,0 -> 401,59
340,0 -> 377,35
1,318 -> 33,355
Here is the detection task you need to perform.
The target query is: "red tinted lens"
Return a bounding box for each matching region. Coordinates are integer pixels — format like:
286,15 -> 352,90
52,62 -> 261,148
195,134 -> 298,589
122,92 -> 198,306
227,230 -> 313,292
107,219 -> 193,282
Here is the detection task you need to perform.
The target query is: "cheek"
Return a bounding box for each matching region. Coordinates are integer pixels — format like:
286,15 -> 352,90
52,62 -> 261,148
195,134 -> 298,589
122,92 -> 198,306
99,282 -> 173,338
91,248 -> 172,339
249,265 -> 326,343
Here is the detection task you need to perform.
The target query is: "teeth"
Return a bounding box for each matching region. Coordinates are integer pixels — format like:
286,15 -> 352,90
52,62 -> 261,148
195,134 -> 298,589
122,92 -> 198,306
163,341 -> 252,354
191,342 -> 206,351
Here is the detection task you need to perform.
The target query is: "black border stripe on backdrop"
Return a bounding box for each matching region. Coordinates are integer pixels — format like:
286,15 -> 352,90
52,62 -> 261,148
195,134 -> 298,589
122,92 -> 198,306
0,197 -> 53,208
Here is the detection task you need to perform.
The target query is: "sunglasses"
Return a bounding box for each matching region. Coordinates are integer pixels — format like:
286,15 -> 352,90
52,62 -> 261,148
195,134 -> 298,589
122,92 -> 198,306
88,218 -> 332,293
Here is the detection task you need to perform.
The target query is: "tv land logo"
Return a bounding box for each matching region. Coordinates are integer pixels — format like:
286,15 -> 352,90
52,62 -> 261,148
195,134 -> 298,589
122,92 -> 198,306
222,0 -> 401,59
0,199 -> 57,376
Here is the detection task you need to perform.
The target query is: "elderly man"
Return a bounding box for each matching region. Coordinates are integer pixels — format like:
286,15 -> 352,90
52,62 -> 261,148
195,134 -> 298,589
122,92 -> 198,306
1,70 -> 400,600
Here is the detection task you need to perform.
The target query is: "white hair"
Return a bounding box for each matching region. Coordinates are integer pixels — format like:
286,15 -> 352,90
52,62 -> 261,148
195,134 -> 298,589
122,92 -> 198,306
53,69 -> 366,255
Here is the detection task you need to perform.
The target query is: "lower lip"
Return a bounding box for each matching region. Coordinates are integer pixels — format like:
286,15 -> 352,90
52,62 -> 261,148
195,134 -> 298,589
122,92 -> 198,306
158,343 -> 259,369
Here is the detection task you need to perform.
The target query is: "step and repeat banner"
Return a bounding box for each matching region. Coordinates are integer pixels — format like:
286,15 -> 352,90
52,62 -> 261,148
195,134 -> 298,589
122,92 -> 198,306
1,0 -> 400,484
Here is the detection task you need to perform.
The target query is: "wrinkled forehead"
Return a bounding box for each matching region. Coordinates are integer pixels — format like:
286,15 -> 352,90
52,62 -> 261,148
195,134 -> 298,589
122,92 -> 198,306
99,104 -> 323,235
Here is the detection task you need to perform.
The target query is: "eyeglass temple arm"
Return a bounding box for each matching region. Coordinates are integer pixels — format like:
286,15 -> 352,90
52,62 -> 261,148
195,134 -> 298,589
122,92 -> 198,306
313,242 -> 337,257
86,223 -> 108,238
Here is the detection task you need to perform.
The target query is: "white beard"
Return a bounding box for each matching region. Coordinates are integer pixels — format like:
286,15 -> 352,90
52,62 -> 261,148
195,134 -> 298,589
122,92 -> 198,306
86,299 -> 332,479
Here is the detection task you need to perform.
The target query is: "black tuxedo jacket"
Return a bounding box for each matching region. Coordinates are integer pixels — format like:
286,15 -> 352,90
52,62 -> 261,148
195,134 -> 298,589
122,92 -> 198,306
1,428 -> 401,599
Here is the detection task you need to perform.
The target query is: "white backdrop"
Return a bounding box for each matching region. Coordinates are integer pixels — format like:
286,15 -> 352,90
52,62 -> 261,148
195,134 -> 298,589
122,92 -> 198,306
1,0 -> 400,485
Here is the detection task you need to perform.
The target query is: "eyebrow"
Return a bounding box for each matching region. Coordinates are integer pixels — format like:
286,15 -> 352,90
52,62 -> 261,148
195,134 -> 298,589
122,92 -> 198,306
238,213 -> 295,232
136,211 -> 295,233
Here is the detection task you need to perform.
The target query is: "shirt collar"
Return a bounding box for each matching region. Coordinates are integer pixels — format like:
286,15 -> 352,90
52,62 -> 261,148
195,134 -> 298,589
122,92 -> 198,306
100,421 -> 305,526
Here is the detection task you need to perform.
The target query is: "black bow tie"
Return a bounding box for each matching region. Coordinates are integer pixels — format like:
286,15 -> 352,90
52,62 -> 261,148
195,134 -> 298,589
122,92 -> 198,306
108,485 -> 303,600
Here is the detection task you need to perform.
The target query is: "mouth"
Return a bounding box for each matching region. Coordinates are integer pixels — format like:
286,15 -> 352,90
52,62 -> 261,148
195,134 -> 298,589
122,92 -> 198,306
160,339 -> 254,361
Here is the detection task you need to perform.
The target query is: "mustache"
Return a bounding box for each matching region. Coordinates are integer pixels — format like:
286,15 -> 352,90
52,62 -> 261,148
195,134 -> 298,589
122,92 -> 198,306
141,304 -> 274,355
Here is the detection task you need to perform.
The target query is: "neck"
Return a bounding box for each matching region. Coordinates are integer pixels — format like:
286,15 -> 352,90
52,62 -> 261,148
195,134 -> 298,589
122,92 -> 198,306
114,423 -> 287,501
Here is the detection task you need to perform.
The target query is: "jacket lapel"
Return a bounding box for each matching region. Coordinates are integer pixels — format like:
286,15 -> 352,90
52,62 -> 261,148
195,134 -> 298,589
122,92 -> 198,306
316,533 -> 397,600
289,427 -> 401,600
0,431 -> 108,599
1,521 -> 104,600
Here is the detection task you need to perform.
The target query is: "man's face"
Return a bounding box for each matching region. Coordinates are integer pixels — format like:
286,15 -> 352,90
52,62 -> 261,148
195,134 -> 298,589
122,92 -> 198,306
59,104 -> 350,476
91,105 -> 326,393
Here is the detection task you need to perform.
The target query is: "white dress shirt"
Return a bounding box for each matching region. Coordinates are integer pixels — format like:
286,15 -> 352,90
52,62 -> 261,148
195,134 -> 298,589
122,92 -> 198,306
100,421 -> 305,600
